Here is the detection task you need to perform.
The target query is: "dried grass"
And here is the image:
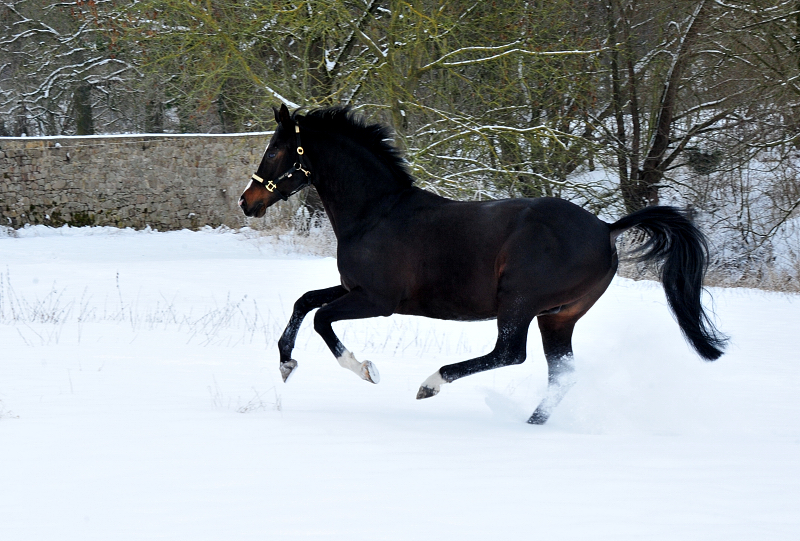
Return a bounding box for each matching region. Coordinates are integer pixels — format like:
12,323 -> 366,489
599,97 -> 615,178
238,196 -> 336,258
616,235 -> 800,293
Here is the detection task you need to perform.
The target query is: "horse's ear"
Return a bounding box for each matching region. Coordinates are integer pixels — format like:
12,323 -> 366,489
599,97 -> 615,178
276,103 -> 292,129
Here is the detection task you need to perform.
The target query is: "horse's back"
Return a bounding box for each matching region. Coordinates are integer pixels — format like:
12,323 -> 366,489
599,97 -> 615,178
426,195 -> 611,262
360,192 -> 614,320
506,197 -> 613,260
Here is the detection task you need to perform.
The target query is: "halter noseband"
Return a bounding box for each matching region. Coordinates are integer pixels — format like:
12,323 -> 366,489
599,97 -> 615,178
250,124 -> 311,201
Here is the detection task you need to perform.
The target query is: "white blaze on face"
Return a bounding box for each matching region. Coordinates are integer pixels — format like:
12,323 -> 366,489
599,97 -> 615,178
242,177 -> 254,199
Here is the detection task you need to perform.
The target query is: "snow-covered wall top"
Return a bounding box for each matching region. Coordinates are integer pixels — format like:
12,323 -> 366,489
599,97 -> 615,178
0,133 -> 271,230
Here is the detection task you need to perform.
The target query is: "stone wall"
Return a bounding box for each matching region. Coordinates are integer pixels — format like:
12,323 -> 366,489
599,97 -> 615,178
0,133 -> 271,230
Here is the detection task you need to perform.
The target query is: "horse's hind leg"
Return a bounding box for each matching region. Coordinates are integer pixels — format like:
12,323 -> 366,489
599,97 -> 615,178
527,315 -> 578,424
278,285 -> 347,381
527,268 -> 616,424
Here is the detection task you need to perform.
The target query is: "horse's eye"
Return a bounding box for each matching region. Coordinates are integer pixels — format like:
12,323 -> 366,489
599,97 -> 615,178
267,151 -> 277,159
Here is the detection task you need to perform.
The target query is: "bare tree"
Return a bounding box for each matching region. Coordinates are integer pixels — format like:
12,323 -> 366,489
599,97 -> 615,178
3,0 -> 798,278
0,0 -> 136,135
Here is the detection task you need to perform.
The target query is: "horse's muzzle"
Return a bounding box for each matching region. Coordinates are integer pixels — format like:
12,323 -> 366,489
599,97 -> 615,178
239,196 -> 266,218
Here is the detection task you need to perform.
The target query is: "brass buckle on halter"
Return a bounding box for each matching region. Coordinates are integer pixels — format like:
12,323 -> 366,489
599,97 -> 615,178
252,173 -> 278,193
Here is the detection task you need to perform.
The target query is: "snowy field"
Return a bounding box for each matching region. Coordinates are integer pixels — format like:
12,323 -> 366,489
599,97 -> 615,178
1,226 -> 798,540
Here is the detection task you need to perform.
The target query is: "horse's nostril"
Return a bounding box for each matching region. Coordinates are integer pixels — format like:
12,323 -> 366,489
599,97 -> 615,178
238,196 -> 245,207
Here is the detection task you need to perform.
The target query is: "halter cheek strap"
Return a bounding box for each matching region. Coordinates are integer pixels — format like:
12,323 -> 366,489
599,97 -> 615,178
251,125 -> 312,201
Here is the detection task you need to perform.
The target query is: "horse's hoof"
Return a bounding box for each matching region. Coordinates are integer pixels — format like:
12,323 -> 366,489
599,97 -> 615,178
360,360 -> 380,384
526,409 -> 549,425
280,359 -> 298,382
416,385 -> 439,400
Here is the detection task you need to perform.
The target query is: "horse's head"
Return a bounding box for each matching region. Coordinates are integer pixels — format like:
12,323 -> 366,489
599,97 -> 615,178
239,104 -> 311,218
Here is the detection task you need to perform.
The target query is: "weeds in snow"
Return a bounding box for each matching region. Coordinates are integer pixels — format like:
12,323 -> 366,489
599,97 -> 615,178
238,200 -> 337,258
1,269 -> 286,348
2,267 -> 489,356
208,376 -> 282,413
0,398 -> 18,420
1,270 -> 73,324
236,387 -> 282,413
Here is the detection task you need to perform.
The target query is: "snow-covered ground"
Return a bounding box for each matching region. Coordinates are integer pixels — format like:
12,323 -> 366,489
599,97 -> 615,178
1,226 -> 798,540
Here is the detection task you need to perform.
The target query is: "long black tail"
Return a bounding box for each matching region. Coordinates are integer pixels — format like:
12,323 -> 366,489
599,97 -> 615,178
609,206 -> 727,361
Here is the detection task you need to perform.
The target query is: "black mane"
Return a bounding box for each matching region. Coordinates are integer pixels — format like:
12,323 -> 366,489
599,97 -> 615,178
294,106 -> 414,189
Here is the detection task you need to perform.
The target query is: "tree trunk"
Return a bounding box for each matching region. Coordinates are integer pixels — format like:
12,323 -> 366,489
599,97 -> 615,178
74,81 -> 94,135
625,1 -> 707,212
145,98 -> 164,134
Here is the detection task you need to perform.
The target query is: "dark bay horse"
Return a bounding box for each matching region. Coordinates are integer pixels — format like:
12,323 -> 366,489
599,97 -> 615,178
239,104 -> 727,424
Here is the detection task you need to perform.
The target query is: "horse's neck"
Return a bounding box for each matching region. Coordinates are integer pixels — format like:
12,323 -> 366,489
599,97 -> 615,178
311,139 -> 405,238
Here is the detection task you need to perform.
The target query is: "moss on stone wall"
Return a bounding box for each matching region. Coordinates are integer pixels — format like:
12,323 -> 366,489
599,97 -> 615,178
0,133 -> 270,230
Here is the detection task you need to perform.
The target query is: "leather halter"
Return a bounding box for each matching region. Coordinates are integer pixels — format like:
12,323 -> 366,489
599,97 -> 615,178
250,124 -> 311,201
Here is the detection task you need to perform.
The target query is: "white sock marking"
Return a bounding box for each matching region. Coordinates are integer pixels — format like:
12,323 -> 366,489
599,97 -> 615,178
337,350 -> 362,372
538,371 -> 577,415
336,350 -> 379,383
420,370 -> 446,392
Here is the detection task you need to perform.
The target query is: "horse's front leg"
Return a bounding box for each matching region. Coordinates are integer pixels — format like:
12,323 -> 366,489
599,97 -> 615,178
313,289 -> 391,384
278,285 -> 348,381
416,305 -> 534,399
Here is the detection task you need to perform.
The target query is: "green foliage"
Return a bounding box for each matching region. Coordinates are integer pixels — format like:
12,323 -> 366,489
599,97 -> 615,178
3,0 -> 799,225
109,0 -> 607,201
